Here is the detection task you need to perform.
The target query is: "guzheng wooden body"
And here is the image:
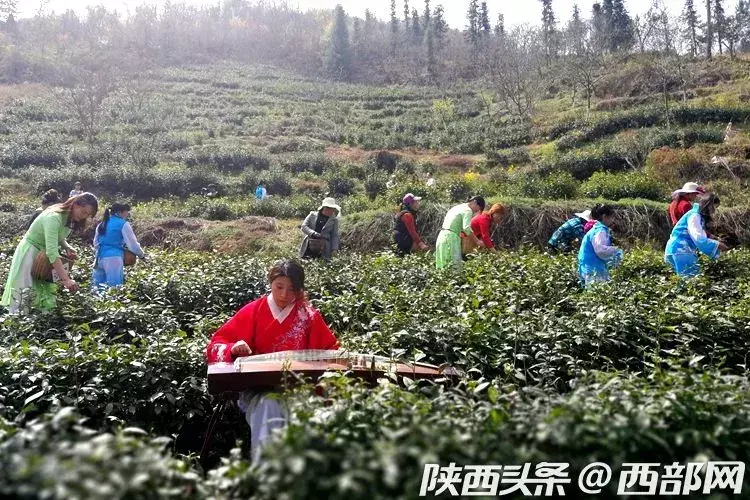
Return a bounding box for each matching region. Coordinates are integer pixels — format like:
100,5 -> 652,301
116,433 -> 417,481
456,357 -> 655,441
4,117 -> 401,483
207,349 -> 461,394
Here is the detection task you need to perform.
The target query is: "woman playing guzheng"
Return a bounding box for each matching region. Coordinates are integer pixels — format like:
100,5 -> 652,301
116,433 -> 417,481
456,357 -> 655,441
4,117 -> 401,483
205,259 -> 338,464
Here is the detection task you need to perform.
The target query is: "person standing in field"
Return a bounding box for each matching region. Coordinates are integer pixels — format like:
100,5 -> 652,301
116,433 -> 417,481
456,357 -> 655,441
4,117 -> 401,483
435,196 -> 484,270
577,204 -> 623,287
92,203 -> 146,291
205,259 -> 338,465
299,197 -> 341,260
69,181 -> 84,199
665,193 -> 727,279
393,193 -> 428,256
255,183 -> 268,200
1,193 -> 99,313
547,210 -> 592,254
668,182 -> 705,226
466,203 -> 508,254
26,189 -> 62,230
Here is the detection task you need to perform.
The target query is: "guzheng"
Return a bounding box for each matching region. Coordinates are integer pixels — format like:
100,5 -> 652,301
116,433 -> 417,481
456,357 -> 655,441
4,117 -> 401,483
207,349 -> 461,394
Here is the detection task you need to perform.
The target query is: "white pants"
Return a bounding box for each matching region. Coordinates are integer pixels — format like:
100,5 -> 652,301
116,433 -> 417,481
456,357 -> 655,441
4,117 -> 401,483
238,392 -> 287,465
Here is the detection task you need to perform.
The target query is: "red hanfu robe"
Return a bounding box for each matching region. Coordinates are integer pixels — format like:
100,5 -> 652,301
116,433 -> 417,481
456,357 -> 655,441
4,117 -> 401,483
205,295 -> 339,363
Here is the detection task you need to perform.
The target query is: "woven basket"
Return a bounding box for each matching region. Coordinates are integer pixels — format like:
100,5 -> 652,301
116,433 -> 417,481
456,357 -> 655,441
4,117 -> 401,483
31,252 -> 72,282
124,249 -> 137,267
31,251 -> 54,282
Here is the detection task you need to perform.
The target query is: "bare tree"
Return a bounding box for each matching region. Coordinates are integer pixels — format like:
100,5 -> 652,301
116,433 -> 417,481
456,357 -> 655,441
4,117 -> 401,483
632,3 -> 660,53
53,58 -> 118,144
572,36 -> 607,114
485,26 -> 544,120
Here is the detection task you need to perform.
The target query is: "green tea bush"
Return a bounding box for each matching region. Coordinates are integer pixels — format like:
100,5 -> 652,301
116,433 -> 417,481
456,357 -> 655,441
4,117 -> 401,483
181,147 -> 270,173
278,152 -> 332,175
581,171 -> 667,201
487,146 -> 531,167
516,171 -> 579,199
25,165 -> 222,200
547,147 -> 628,180
327,175 -> 356,197
1,247 -> 750,495
446,177 -> 472,202
257,169 -> 293,196
1,135 -> 68,169
0,409 -> 203,500
364,173 -> 387,200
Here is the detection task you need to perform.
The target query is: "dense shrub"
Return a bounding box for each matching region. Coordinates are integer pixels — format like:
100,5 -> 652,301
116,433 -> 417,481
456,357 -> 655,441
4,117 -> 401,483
327,176 -> 356,197
487,146 -> 531,167
257,169 -> 293,196
278,152 -> 332,175
446,177 -> 472,202
364,173 -> 387,200
517,171 -> 579,199
544,147 -> 629,180
581,170 -> 667,201
1,135 -> 68,169
1,248 -> 750,495
370,150 -> 400,173
25,166 -> 222,200
181,147 -> 270,173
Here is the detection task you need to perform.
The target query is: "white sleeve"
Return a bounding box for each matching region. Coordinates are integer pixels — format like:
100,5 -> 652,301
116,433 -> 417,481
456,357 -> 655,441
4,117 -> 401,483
93,224 -> 101,249
687,213 -> 707,242
121,222 -> 145,257
592,231 -> 619,260
687,213 -> 720,258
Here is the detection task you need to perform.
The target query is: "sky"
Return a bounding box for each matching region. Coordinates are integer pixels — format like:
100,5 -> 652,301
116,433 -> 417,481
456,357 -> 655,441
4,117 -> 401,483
16,0 -> 733,29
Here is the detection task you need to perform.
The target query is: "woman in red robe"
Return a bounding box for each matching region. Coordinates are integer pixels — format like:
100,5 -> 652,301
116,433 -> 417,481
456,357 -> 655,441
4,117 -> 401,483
206,259 -> 338,464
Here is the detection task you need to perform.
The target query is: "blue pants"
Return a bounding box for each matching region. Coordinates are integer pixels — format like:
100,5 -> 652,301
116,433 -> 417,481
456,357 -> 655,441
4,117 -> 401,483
665,253 -> 700,279
92,256 -> 124,290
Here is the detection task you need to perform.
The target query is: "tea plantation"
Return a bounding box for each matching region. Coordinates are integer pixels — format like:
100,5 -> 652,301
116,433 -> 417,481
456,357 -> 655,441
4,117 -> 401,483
1,247 -> 750,498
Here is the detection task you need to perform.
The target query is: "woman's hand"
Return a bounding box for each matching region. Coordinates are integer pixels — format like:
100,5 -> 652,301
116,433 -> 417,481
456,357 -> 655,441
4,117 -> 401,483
64,249 -> 77,261
719,242 -> 729,252
231,341 -> 252,357
418,241 -> 428,251
61,278 -> 79,292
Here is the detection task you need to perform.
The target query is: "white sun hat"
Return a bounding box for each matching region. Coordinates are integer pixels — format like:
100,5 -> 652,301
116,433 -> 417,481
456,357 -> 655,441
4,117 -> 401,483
574,209 -> 592,221
318,197 -> 341,215
671,182 -> 706,199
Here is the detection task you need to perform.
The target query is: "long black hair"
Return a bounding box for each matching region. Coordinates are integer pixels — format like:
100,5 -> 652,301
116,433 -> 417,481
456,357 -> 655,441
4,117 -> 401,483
98,202 -> 131,236
591,203 -> 615,221
52,192 -> 99,232
698,193 -> 720,225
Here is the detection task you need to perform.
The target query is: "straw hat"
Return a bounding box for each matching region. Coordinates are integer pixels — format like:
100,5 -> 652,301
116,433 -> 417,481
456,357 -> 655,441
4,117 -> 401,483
671,182 -> 706,199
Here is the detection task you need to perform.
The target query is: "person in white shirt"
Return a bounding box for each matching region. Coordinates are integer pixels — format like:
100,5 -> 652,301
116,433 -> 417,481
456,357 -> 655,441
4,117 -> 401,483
69,181 -> 84,199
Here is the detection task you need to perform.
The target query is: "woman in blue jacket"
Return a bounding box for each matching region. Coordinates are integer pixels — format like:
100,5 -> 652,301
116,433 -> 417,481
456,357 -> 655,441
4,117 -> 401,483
578,204 -> 623,287
665,193 -> 727,278
92,203 -> 146,290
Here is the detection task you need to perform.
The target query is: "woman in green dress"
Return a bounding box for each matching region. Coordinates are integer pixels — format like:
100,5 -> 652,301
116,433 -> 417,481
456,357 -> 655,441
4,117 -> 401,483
435,196 -> 485,270
1,193 -> 99,314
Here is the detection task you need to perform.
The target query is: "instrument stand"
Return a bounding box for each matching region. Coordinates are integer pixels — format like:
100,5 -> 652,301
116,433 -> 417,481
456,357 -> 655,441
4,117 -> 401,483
200,398 -> 230,466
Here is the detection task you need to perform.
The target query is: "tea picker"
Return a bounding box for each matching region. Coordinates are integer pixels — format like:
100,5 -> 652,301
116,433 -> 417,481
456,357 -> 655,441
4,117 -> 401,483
92,203 -> 147,291
1,193 -> 99,314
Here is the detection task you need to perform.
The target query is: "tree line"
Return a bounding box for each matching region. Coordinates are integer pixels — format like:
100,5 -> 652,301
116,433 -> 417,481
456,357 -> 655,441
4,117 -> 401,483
0,0 -> 748,119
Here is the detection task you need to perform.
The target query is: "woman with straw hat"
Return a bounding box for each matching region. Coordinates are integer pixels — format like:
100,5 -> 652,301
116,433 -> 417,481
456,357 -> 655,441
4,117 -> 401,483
299,197 -> 341,260
668,182 -> 706,226
1,193 -> 98,314
547,209 -> 593,254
